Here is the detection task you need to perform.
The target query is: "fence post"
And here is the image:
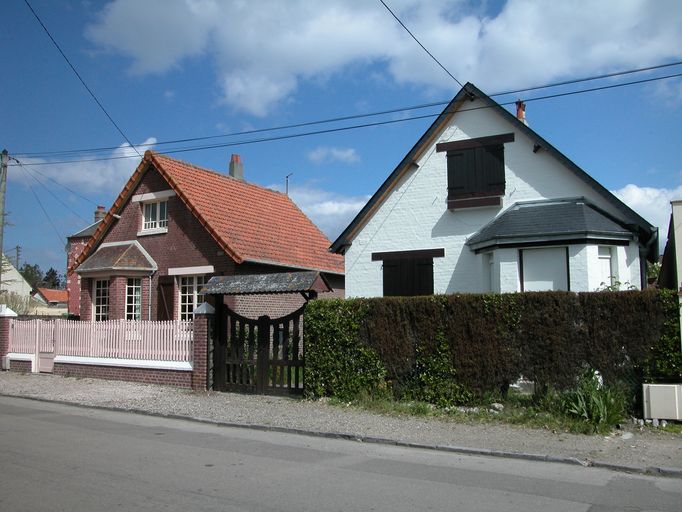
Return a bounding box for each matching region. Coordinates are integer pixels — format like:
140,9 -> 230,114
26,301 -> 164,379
0,305 -> 18,370
192,302 -> 215,391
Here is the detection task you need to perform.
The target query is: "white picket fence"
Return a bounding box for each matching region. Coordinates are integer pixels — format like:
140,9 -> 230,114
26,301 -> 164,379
9,319 -> 193,362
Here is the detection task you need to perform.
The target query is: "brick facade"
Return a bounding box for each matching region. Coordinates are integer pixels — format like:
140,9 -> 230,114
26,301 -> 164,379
66,236 -> 89,316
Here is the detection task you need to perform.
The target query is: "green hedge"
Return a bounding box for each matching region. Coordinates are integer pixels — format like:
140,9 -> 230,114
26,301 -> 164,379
304,290 -> 680,408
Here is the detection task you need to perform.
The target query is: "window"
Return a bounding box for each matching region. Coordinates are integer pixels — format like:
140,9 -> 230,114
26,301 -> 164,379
179,275 -> 207,320
142,200 -> 168,232
126,278 -> 142,320
436,133 -> 514,209
93,279 -> 110,321
520,247 -> 569,291
372,249 -> 445,297
597,246 -> 614,288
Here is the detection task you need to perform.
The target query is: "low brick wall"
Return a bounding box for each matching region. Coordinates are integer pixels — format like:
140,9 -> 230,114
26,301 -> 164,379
10,360 -> 32,373
53,363 -> 192,388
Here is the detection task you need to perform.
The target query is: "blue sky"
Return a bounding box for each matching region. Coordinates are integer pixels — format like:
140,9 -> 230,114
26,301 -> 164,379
2,0 -> 681,273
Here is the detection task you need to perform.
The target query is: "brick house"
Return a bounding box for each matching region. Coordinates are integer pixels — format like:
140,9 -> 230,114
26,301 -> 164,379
69,151 -> 344,321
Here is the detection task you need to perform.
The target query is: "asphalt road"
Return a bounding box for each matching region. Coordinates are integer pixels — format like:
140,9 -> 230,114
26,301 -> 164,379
0,397 -> 679,512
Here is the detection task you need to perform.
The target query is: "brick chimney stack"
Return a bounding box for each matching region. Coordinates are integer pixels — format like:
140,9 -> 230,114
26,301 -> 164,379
515,100 -> 527,125
94,205 -> 106,222
229,154 -> 244,181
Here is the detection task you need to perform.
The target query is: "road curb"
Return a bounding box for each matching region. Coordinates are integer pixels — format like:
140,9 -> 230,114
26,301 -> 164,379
3,392 -> 681,478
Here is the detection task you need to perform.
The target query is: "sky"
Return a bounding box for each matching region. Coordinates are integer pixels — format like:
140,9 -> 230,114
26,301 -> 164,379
1,0 -> 682,274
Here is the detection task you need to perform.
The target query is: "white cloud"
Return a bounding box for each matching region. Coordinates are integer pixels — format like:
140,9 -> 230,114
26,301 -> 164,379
612,183 -> 682,251
307,146 -> 360,165
269,183 -> 369,240
9,138 -> 156,196
86,0 -> 682,116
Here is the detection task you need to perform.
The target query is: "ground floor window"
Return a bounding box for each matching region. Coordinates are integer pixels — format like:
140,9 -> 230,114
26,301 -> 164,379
373,249 -> 445,297
126,278 -> 142,320
93,279 -> 110,321
597,246 -> 614,288
519,247 -> 569,291
179,275 -> 207,320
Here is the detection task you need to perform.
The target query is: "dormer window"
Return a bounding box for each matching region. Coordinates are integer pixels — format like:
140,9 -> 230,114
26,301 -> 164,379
436,133 -> 514,209
132,189 -> 175,236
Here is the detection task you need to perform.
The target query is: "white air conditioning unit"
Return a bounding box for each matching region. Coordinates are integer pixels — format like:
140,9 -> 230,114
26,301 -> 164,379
643,384 -> 682,420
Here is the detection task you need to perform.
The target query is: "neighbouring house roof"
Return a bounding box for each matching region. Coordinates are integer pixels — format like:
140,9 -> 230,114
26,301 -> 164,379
330,82 -> 657,260
69,219 -> 102,239
202,271 -> 331,296
33,288 -> 68,304
466,198 -> 636,252
0,254 -> 33,298
76,241 -> 157,274
73,151 -> 344,275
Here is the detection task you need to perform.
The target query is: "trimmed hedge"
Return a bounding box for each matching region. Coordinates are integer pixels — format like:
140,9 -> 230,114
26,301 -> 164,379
304,290 -> 680,409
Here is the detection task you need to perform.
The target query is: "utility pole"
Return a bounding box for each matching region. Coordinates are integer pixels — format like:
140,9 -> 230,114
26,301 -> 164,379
0,149 -> 8,288
13,245 -> 21,269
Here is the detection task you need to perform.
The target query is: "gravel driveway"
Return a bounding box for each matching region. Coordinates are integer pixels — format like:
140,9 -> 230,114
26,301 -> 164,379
1,372 -> 680,474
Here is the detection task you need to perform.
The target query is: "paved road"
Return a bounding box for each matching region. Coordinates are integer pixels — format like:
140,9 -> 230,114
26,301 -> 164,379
0,397 -> 679,512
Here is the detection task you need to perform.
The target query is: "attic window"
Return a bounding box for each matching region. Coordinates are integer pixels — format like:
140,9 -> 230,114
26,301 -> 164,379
436,133 -> 514,210
142,200 -> 168,232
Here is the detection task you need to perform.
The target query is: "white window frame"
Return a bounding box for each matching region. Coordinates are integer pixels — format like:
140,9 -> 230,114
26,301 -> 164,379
126,278 -> 142,321
93,279 -> 110,321
140,199 -> 168,235
179,275 -> 208,321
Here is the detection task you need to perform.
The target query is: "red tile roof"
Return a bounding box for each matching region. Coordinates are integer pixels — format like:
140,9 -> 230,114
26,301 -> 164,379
35,288 -> 68,303
75,152 -> 343,275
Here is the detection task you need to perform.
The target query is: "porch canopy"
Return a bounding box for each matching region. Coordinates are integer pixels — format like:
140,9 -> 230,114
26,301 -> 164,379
201,271 -> 331,300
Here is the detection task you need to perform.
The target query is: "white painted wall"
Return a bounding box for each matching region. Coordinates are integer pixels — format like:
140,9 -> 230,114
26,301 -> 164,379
345,99 -> 642,297
0,254 -> 32,298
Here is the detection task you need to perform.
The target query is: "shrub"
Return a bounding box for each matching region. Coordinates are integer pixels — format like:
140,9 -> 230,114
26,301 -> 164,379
558,369 -> 626,433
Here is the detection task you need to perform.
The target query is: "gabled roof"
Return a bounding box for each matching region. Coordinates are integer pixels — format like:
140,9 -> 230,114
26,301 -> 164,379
466,197 -> 635,251
77,241 -> 157,274
33,288 -> 68,304
69,219 -> 102,239
73,151 -> 344,275
330,82 -> 657,259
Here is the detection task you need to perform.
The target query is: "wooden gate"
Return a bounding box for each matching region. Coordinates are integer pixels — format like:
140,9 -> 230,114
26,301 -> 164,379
213,304 -> 305,395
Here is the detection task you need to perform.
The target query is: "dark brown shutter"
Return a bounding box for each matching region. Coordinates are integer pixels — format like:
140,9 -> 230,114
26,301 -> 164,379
481,145 -> 505,195
447,149 -> 475,199
157,276 -> 175,320
382,257 -> 434,297
447,145 -> 505,201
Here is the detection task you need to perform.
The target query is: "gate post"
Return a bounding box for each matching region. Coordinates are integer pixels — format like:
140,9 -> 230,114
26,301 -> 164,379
256,315 -> 270,394
192,302 -> 215,391
0,305 -> 17,370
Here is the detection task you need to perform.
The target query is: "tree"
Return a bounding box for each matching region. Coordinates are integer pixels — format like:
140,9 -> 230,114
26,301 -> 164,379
19,263 -> 43,289
43,267 -> 62,289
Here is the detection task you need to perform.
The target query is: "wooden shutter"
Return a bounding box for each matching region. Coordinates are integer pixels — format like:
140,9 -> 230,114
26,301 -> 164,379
447,145 -> 505,201
382,257 -> 434,296
480,145 -> 505,196
446,149 -> 475,199
157,275 -> 175,320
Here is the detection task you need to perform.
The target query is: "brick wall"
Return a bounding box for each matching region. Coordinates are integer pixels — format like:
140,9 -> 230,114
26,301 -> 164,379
52,363 -> 192,387
66,236 -> 89,316
10,360 -> 31,372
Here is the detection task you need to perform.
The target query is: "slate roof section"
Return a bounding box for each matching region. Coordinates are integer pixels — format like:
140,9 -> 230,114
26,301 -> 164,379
330,82 -> 657,260
69,219 -> 102,239
466,198 -> 635,251
202,271 -> 331,295
76,242 -> 157,274
73,152 -> 344,275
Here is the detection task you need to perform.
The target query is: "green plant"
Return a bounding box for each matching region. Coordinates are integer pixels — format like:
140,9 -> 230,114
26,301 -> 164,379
559,369 -> 626,433
405,330 -> 473,407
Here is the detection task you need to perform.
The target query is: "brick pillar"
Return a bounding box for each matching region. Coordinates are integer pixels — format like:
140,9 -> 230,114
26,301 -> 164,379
192,302 -> 215,391
0,305 -> 18,370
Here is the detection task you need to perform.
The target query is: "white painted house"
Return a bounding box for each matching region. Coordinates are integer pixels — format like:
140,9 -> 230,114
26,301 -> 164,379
331,83 -> 658,297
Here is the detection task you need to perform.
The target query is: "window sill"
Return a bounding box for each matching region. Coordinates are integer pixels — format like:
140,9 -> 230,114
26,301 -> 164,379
137,227 -> 168,237
448,196 -> 502,210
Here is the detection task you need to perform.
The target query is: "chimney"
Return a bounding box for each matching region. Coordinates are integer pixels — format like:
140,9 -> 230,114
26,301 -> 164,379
94,205 -> 106,223
229,154 -> 244,181
515,100 -> 527,125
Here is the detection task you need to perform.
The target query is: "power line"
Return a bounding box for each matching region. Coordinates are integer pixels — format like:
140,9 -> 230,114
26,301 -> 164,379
9,70 -> 682,167
22,0 -> 142,158
12,159 -> 66,246
13,59 -> 682,160
25,165 -> 100,207
15,160 -> 90,223
378,0 -> 463,87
